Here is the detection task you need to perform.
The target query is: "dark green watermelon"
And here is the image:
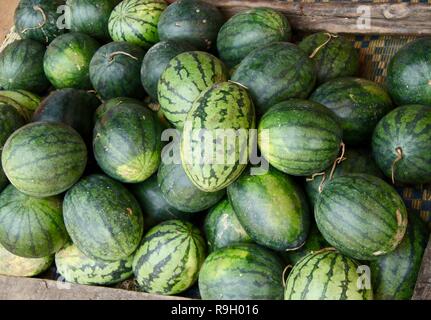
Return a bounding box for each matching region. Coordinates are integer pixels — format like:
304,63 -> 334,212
63,174 -> 144,261
141,40 -> 195,100
133,220 -> 206,295
199,243 -> 284,300
0,184 -> 68,258
14,0 -> 65,44
258,99 -> 343,176
0,39 -> 49,93
90,41 -> 146,100
231,42 -> 317,115
310,77 -> 393,145
2,122 -> 87,197
217,7 -> 291,68
372,105 -> 431,185
387,37 -> 431,106
108,0 -> 167,49
94,97 -> 141,121
44,32 -> 101,89
158,0 -> 224,50
299,33 -> 359,84
315,174 -> 408,260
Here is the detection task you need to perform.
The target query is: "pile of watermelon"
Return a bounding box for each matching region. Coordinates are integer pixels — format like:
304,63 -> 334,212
0,0 -> 430,300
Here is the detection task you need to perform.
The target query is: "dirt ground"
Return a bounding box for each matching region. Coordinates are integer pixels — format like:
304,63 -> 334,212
0,0 -> 18,42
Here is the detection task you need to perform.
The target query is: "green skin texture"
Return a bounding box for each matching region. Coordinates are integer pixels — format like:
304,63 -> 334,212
0,242 -> 53,277
0,90 -> 41,111
0,184 -> 68,258
372,105 -> 431,184
284,249 -> 373,300
387,37 -> 431,106
94,97 -> 141,121
0,40 -> 50,94
68,0 -> 122,41
157,161 -> 225,213
305,148 -> 382,208
199,243 -> 284,300
90,41 -> 146,100
2,122 -> 87,197
141,40 -> 195,100
133,220 -> 206,295
63,174 -> 144,262
55,244 -> 133,286
258,99 -> 343,176
181,82 -> 256,192
299,33 -> 359,84
158,0 -> 224,51
315,174 -> 408,261
310,77 -> 393,145
44,33 -> 101,90
217,8 -> 292,68
158,51 -> 228,129
370,212 -> 429,300
231,42 -> 317,115
227,168 -> 310,251
108,0 -> 167,49
204,199 -> 253,252
14,0 -> 65,44
94,101 -> 162,183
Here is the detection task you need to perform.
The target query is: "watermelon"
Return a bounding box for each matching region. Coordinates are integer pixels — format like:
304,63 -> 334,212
44,32 -> 101,89
158,51 -> 228,129
0,39 -> 49,94
227,167 -> 310,251
258,99 -> 343,176
299,33 -> 359,83
94,97 -> 141,121
370,212 -> 429,300
108,0 -> 167,49
315,174 -> 408,260
55,243 -> 133,286
141,40 -> 195,100
90,41 -> 146,100
158,0 -> 224,51
2,122 -> 87,197
133,220 -> 206,295
310,77 -> 393,145
199,243 -> 284,300
0,185 -> 68,258
67,0 -> 122,40
0,90 -> 41,112
387,37 -> 431,106
157,161 -> 225,213
231,42 -> 317,115
181,82 -> 255,192
0,242 -> 53,277
372,105 -> 431,185
204,199 -> 253,252
284,248 -> 373,300
94,100 -> 162,183
217,8 -> 292,68
63,174 -> 144,261
14,0 -> 65,44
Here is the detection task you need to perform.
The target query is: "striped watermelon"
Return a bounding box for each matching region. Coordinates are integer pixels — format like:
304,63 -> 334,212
217,8 -> 292,68
133,220 -> 206,295
108,0 -> 167,49
284,248 -> 373,300
0,185 -> 68,258
0,90 -> 41,113
372,105 -> 431,185
55,244 -> 133,286
315,174 -> 408,260
231,42 -> 316,115
258,99 -> 343,176
199,243 -> 284,300
63,174 -> 144,261
181,82 -> 255,192
2,122 -> 87,197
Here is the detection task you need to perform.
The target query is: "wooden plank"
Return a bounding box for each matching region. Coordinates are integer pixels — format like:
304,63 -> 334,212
166,0 -> 431,35
413,236 -> 431,300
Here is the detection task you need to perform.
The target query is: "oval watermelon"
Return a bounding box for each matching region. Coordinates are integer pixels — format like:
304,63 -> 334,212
133,220 -> 206,295
0,90 -> 41,112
